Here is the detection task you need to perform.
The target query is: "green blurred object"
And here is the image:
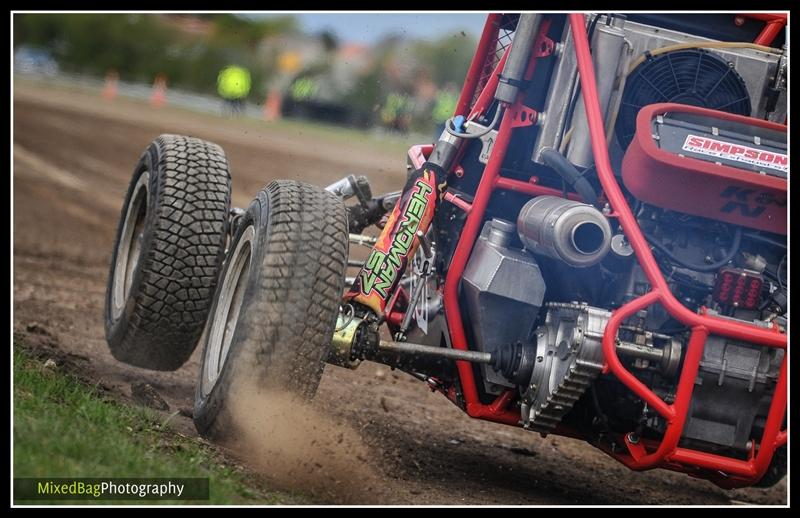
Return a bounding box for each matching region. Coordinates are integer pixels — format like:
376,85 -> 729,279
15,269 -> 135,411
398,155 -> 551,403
217,65 -> 251,100
380,92 -> 408,124
432,89 -> 458,124
290,77 -> 318,101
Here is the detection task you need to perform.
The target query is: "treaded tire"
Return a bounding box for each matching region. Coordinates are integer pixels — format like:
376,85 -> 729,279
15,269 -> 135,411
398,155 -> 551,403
753,445 -> 787,488
193,180 -> 348,439
104,134 -> 232,371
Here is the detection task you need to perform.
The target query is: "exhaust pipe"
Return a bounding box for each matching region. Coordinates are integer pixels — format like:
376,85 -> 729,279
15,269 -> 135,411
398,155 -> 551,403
517,196 -> 612,267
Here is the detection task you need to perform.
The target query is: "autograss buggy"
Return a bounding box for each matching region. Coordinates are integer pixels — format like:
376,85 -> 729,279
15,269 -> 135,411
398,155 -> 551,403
105,13 -> 787,488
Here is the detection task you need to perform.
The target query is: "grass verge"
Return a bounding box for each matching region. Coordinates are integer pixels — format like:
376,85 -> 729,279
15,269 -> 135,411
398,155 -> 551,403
13,345 -> 308,505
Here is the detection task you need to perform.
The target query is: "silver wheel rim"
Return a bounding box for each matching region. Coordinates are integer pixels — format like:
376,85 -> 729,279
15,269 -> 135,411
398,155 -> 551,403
201,224 -> 255,397
111,171 -> 149,319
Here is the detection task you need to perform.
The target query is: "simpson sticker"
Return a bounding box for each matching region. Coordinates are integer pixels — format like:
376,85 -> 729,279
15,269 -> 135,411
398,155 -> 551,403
682,135 -> 788,173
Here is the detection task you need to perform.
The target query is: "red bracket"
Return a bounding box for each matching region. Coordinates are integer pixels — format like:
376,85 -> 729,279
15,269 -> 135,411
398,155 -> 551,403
508,31 -> 552,130
510,106 -> 539,128
624,433 -> 648,462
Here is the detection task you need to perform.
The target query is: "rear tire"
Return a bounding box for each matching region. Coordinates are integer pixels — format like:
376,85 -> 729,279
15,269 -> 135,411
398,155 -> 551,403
193,180 -> 348,438
754,445 -> 787,488
104,134 -> 232,371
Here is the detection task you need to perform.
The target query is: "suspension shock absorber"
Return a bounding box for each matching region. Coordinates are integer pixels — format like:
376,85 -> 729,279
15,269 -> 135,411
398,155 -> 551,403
344,13 -> 542,318
343,143 -> 451,315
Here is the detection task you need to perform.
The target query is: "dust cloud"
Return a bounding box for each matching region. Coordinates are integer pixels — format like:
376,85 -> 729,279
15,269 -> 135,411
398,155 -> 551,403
224,378 -> 388,504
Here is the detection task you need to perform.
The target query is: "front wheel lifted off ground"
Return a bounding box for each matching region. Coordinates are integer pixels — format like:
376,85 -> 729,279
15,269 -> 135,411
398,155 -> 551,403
193,180 -> 349,439
104,134 -> 232,371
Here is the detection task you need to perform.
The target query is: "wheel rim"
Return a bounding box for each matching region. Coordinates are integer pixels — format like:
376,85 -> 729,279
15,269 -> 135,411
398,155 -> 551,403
201,224 -> 255,397
111,171 -> 149,319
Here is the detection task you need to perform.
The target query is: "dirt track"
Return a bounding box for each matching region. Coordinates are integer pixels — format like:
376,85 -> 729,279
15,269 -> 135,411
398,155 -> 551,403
13,83 -> 786,505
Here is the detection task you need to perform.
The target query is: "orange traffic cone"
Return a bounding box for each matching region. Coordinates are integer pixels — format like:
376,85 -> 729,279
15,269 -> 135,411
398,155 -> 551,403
263,88 -> 282,121
102,70 -> 119,101
150,74 -> 167,108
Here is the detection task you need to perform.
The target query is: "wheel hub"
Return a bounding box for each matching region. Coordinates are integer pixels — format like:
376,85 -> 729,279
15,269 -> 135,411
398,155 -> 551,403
111,171 -> 149,319
201,224 -> 255,396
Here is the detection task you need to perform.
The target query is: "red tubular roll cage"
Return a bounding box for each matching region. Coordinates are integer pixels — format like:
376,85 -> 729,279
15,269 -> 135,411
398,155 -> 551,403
744,13 -> 787,46
407,13 -> 787,488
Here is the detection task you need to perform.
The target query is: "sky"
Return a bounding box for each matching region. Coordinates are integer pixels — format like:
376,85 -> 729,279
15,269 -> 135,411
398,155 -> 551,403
252,13 -> 488,45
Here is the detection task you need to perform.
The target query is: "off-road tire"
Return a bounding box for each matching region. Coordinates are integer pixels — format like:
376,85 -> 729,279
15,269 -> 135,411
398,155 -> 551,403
104,134 -> 232,371
193,180 -> 348,438
754,445 -> 787,488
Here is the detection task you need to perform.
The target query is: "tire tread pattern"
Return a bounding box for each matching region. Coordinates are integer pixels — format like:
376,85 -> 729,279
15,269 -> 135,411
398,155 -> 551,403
106,134 -> 231,370
193,180 -> 348,437
239,180 -> 348,398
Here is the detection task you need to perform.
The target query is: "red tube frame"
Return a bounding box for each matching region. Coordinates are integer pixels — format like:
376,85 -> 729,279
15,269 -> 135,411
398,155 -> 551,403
440,18 -> 555,425
741,13 -> 787,46
569,14 -> 786,487
426,13 -> 786,487
455,14 -> 503,117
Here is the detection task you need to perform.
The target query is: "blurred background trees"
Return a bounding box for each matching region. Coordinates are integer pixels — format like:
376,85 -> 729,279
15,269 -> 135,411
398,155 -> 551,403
14,13 -> 477,133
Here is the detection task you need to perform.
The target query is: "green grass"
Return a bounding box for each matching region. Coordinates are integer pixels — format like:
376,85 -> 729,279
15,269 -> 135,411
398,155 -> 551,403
13,346 -> 308,505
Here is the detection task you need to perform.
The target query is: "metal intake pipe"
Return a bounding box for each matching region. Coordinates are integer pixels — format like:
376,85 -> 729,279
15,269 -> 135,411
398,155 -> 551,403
517,195 -> 612,267
566,15 -> 627,168
495,13 -> 543,104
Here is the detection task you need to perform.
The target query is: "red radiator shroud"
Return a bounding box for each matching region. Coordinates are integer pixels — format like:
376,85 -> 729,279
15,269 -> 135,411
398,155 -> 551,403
621,103 -> 787,235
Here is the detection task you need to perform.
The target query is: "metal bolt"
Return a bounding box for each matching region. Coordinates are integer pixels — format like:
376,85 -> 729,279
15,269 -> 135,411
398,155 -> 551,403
627,432 -> 640,444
